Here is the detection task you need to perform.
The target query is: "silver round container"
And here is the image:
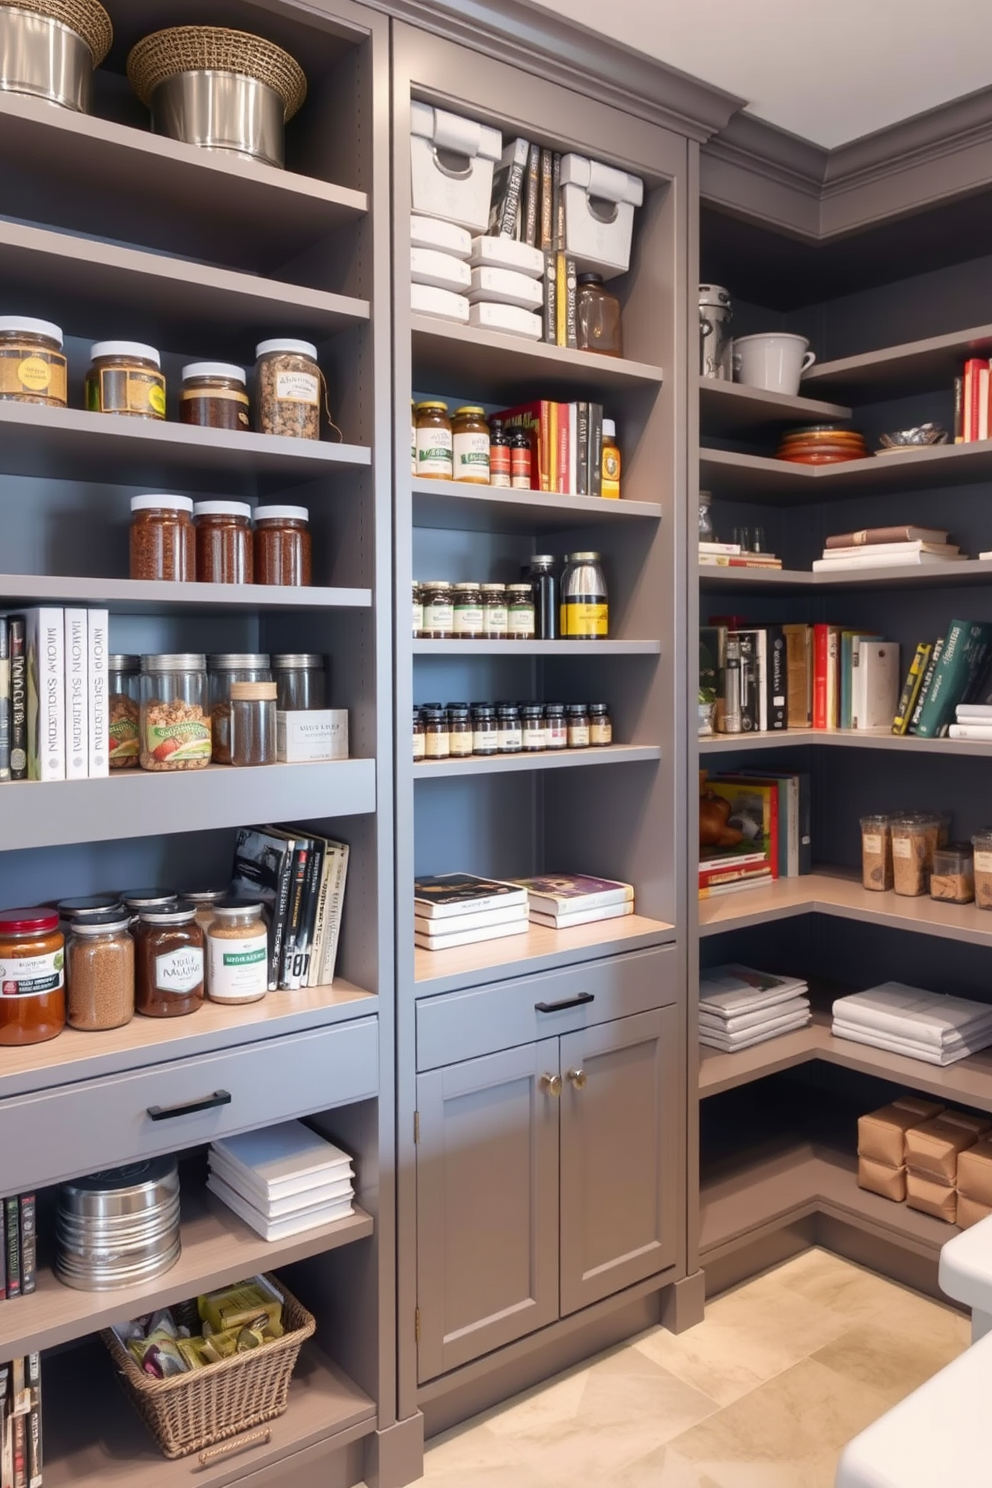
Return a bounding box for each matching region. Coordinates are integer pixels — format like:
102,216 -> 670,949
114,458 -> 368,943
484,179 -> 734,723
55,1237 -> 181,1291
59,1157 -> 179,1219
150,70 -> 286,167
0,8 -> 92,111
56,1157 -> 181,1289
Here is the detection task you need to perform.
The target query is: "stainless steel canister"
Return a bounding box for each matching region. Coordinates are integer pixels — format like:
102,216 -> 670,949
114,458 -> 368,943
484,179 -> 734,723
699,284 -> 733,380
0,7 -> 93,111
150,70 -> 286,167
56,1157 -> 182,1290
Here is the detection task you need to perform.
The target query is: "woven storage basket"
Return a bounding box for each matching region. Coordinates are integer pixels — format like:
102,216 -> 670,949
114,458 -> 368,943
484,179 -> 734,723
0,0 -> 112,64
127,27 -> 306,120
101,1274 -> 315,1460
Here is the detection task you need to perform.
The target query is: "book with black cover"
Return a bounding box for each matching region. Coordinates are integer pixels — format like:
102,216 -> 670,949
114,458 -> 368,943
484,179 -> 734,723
523,143 -> 540,246
489,136 -> 529,237
414,873 -> 527,919
230,826 -> 297,990
4,1199 -> 19,1300
8,619 -> 25,781
17,1198 -> 34,1297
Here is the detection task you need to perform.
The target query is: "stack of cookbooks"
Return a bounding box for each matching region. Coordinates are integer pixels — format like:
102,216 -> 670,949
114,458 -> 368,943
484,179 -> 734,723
812,524 -> 966,572
510,874 -> 634,927
699,965 -> 811,1052
414,873 -> 529,951
699,540 -> 782,570
207,1120 -> 355,1241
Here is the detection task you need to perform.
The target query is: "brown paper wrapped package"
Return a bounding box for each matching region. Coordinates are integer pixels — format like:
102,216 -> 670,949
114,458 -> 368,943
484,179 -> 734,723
904,1110 -> 990,1183
957,1134 -> 992,1205
906,1171 -> 959,1223
956,1195 -> 992,1229
857,1096 -> 944,1167
858,1156 -> 906,1202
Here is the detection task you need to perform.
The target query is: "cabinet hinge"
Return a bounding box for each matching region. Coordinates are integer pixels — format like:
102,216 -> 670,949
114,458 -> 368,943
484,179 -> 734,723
414,1110 -> 420,1144
415,1307 -> 421,1342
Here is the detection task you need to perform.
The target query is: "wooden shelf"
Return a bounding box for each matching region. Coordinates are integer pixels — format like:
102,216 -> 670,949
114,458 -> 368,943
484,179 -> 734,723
0,575 -> 370,615
0,1187 -> 373,1358
803,321 -> 992,404
699,726 -> 992,757
411,316 -> 665,400
413,745 -> 660,778
0,759 -> 376,853
699,559 -> 992,591
413,639 -> 660,656
41,1335 -> 375,1488
414,914 -> 675,996
412,478 -> 662,532
701,442 -> 992,502
0,404 -> 370,496
698,377 -> 851,435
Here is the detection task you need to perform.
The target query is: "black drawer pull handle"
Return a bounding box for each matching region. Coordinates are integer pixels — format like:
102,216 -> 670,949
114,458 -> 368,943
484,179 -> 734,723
535,992 -> 595,1013
147,1090 -> 232,1121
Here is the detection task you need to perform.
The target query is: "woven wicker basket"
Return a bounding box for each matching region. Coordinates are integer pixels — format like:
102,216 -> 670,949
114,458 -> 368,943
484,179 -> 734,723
127,26 -> 306,120
0,0 -> 112,64
101,1275 -> 315,1460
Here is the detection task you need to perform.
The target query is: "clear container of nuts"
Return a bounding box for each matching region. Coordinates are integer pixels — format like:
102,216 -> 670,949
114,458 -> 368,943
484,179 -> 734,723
890,814 -> 933,896
139,655 -> 211,771
256,338 -> 321,440
108,654 -> 141,769
930,844 -> 975,904
973,831 -> 992,909
860,814 -> 892,892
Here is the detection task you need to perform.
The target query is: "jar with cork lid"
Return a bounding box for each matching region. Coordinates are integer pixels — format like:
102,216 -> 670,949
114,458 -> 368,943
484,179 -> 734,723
229,681 -> 278,767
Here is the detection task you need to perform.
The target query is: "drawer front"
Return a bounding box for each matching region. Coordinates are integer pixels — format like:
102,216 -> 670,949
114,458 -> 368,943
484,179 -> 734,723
417,945 -> 677,1071
0,1017 -> 378,1195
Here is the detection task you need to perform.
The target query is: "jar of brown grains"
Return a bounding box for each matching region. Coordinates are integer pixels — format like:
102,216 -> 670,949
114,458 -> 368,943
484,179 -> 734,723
66,912 -> 134,1031
255,338 -> 321,440
108,654 -> 141,769
207,654 -> 271,764
206,900 -> 268,1004
86,341 -> 166,419
253,504 -> 312,586
139,655 -> 211,771
134,902 -> 204,1017
193,500 -> 253,584
129,495 -> 195,582
180,362 -> 250,431
0,317 -> 67,407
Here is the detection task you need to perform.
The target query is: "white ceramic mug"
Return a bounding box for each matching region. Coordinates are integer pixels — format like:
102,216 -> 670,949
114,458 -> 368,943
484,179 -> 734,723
732,332 -> 816,395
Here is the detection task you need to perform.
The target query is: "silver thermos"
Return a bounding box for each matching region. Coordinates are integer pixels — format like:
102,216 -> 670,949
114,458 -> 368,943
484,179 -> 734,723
699,284 -> 733,380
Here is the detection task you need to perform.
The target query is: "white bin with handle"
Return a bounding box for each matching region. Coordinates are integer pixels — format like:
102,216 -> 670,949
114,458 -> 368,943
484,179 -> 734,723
559,153 -> 644,278
410,102 -> 502,232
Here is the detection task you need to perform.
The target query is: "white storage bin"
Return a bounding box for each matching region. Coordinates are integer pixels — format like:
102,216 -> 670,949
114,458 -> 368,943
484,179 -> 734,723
559,153 -> 644,279
469,235 -> 545,278
469,302 -> 542,340
411,247 -> 471,293
411,215 -> 472,258
410,101 -> 502,233
412,282 -> 470,325
467,266 -> 543,310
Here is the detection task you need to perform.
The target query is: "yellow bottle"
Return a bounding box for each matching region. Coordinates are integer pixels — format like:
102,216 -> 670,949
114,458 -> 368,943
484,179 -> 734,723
601,419 -> 621,499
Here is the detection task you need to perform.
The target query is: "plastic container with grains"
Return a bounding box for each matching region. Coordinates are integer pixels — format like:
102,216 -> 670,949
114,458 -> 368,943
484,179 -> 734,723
180,362 -> 250,431
930,844 -> 975,904
130,495 -> 195,582
254,504 -> 311,586
860,815 -> 893,891
890,815 -> 932,896
973,831 -> 992,909
193,501 -> 253,584
86,341 -> 166,419
0,317 -> 67,407
108,654 -> 141,768
256,338 -> 321,440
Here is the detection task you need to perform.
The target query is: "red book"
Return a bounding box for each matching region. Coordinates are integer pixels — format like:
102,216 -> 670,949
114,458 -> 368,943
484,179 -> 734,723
964,358 -> 985,442
813,623 -> 830,729
556,402 -> 570,493
491,400 -> 552,491
705,777 -> 780,881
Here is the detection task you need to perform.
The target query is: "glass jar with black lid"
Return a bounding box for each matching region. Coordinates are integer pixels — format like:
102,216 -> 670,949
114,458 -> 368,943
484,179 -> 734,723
424,707 -> 449,760
453,583 -> 484,639
447,703 -> 473,757
497,703 -> 522,753
413,707 -> 426,762
521,704 -> 546,752
544,703 -> 567,750
471,704 -> 498,756
421,580 -> 454,639
589,703 -> 613,745
567,703 -> 591,747
482,583 -> 508,638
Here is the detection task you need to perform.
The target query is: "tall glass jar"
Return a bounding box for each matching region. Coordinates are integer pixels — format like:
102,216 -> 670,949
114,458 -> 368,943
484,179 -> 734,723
507,583 -> 536,640
420,581 -> 454,639
207,900 -> 268,1005
415,401 -> 453,479
0,317 -> 67,407
134,903 -> 204,1017
66,913 -> 134,1031
271,654 -> 326,711
256,339 -> 321,440
208,654 -> 271,764
0,909 -> 65,1045
108,654 -> 141,769
253,505 -> 311,586
86,341 -> 166,419
139,655 -> 211,771
230,681 -> 277,767
482,583 -> 507,638
180,362 -> 250,431
129,495 -> 195,582
576,275 -> 622,357
452,405 -> 490,483
560,552 -> 609,638
193,500 -> 253,584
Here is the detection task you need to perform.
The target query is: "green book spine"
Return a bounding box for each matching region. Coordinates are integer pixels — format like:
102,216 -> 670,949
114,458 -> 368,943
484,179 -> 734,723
913,621 -> 992,737
908,636 -> 944,733
892,641 -> 932,734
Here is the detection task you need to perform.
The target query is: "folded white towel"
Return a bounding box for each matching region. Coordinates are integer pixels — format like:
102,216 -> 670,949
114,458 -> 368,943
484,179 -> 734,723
831,1020 -> 992,1066
699,995 -> 810,1034
700,965 -> 808,1019
700,1008 -> 812,1052
832,983 -> 992,1047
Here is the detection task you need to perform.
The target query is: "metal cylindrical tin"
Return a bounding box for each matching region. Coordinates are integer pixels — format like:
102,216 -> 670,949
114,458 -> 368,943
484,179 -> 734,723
0,8 -> 94,111
151,70 -> 286,167
56,1157 -> 181,1289
699,284 -> 733,380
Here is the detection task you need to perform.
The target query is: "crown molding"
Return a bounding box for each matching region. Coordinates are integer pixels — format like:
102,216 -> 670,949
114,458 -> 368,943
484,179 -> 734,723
369,0 -> 744,143
824,85 -> 992,193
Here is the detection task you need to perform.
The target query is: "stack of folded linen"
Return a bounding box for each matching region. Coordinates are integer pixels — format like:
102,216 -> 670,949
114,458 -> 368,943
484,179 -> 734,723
699,964 -> 811,1052
832,983 -> 992,1066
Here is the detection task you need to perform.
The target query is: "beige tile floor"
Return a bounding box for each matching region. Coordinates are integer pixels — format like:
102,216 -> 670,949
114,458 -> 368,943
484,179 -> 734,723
421,1249 -> 970,1488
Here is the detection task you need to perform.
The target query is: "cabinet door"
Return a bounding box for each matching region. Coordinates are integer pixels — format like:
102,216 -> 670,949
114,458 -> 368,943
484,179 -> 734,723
416,1040 -> 560,1382
559,1007 -> 678,1315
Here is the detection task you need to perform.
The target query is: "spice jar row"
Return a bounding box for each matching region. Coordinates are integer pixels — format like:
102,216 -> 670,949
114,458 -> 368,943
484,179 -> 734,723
415,553 -> 609,641
858,812 -> 992,905
130,496 -> 312,586
0,319 -> 334,442
415,700 -> 612,761
413,397 -> 621,498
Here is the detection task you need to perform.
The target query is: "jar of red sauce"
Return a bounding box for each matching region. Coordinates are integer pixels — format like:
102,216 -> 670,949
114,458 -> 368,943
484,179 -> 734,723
0,909 -> 66,1044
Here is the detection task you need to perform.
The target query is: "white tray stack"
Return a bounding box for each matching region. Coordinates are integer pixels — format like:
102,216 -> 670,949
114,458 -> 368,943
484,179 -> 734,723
207,1120 -> 355,1241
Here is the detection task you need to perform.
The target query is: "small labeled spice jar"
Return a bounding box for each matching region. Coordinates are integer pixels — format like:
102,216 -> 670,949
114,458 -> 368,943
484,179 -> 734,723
421,580 -> 454,639
561,552 -> 609,638
413,707 -> 426,762
206,900 -> 268,1005
489,420 -> 511,487
415,401 -> 453,478
193,500 -> 253,584
447,703 -> 473,758
567,703 -> 590,748
589,702 -> 612,745
254,505 -> 311,586
66,912 -> 134,1032
860,815 -> 892,892
452,405 -> 490,484
0,317 -> 67,407
890,815 -> 931,896
509,429 -> 532,489
472,704 -> 498,756
0,909 -> 65,1045
507,583 -> 536,639
130,495 -> 195,582
230,681 -> 278,766
134,902 -> 204,1018
482,582 -> 507,638
272,653 -> 326,711
140,655 -> 211,771
497,703 -> 522,753
973,831 -> 992,910
208,654 -> 272,764
453,582 -> 484,639
108,654 -> 141,769
931,845 -> 975,904
180,362 -> 250,431
424,707 -> 449,760
413,582 -> 424,638
256,339 -> 321,440
86,341 -> 166,419
521,704 -> 546,752
545,704 -> 567,749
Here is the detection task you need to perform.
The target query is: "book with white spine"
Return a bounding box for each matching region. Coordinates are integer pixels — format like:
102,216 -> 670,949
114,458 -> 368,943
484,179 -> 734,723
87,608 -> 109,777
63,609 -> 87,780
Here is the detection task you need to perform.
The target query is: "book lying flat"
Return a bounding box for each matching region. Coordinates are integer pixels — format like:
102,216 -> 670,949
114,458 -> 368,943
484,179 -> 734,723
832,983 -> 992,1047
699,1008 -> 811,1052
211,1122 -> 353,1194
825,526 -> 949,549
207,1173 -> 355,1240
529,902 -> 634,929
511,874 -> 634,913
414,873 -> 528,919
698,871 -> 772,898
416,917 -> 530,951
699,995 -> 810,1032
414,902 -> 526,934
813,553 -> 967,571
209,1160 -> 353,1219
699,964 -> 809,1018
948,724 -> 992,739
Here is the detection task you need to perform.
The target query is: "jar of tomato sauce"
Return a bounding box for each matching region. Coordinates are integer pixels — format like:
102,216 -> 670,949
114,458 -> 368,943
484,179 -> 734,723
0,909 -> 66,1044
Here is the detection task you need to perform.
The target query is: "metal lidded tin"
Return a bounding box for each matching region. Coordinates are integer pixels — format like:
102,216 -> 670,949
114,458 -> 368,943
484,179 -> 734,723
0,1 -> 112,113
56,1157 -> 181,1290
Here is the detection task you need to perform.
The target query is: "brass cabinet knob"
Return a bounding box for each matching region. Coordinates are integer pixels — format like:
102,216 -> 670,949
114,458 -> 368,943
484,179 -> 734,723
540,1073 -> 563,1097
567,1067 -> 587,1089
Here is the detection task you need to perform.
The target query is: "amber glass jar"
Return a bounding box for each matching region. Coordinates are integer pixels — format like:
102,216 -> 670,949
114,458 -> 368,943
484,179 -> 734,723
576,275 -> 622,357
0,909 -> 65,1045
452,405 -> 490,484
180,362 -> 250,431
421,580 -> 454,638
0,317 -> 67,407
415,401 -> 453,479
130,495 -> 195,582
134,903 -> 204,1017
253,504 -> 311,586
66,913 -> 134,1032
193,500 -> 253,584
453,583 -> 484,639
86,341 -> 166,418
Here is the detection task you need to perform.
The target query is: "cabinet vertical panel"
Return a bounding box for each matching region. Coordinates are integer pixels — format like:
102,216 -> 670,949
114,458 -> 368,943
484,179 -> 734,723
415,1040 -> 560,1381
559,1007 -> 678,1314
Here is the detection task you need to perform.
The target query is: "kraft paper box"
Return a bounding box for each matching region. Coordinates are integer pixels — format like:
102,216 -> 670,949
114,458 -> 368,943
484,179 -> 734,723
277,710 -> 348,763
858,1156 -> 906,1203
956,1195 -> 992,1229
858,1096 -> 944,1168
905,1111 -> 990,1183
906,1171 -> 959,1224
957,1135 -> 992,1205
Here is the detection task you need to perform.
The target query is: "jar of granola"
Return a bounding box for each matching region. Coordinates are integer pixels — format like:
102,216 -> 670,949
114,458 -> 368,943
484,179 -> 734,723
255,339 -> 321,440
108,654 -> 141,769
973,831 -> 992,909
890,814 -> 931,896
139,655 -> 211,771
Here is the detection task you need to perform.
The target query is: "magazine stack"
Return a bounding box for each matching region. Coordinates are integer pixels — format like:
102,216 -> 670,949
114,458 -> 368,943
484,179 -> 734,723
699,965 -> 811,1053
